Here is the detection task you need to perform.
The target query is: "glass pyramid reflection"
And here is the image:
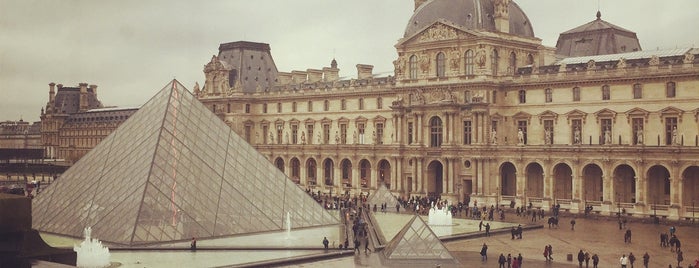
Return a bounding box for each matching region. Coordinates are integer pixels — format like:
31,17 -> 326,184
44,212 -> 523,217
382,215 -> 456,261
366,183 -> 399,211
32,80 -> 338,246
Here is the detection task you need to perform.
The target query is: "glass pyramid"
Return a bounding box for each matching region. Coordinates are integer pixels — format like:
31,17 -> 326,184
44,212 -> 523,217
366,183 -> 399,211
382,215 -> 456,261
32,80 -> 338,246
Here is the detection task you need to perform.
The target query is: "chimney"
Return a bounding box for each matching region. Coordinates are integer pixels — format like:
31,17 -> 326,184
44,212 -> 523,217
306,69 -> 323,83
89,84 -> 97,96
79,82 -> 89,111
356,64 -> 374,80
291,70 -> 308,84
414,0 -> 427,11
277,72 -> 292,85
49,82 -> 56,103
494,0 -> 510,33
323,67 -> 340,82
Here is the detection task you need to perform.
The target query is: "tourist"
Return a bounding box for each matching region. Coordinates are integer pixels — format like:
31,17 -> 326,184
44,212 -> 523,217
343,238 -> 348,249
643,252 -> 650,268
620,254 -> 629,268
353,237 -> 360,254
571,217 -> 576,230
517,253 -> 523,267
479,220 -> 483,231
517,225 -> 523,239
498,253 -> 507,268
480,243 -> 488,261
322,237 -> 329,249
584,251 -> 590,268
543,245 -> 550,261
511,227 -> 516,240
485,223 -> 491,237
190,237 -> 196,251
624,229 -> 632,244
676,249 -> 683,268
592,253 -> 600,268
629,252 -> 636,268
578,249 -> 585,267
364,235 -> 371,253
507,253 -> 512,268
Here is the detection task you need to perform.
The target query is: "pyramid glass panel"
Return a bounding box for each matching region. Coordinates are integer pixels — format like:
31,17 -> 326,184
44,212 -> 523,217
367,183 -> 400,211
33,80 -> 338,246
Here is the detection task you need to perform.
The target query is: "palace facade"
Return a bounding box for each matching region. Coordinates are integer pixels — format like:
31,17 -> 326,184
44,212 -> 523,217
200,0 -> 697,220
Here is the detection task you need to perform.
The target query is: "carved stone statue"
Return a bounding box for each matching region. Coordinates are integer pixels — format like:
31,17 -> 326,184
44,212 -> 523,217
490,130 -> 497,144
317,133 -> 322,144
393,57 -> 405,76
335,131 -> 340,144
672,126 -> 678,145
372,131 -> 377,144
301,131 -> 306,144
587,60 -> 596,70
617,58 -> 627,69
636,128 -> 643,145
544,128 -> 551,145
517,129 -> 525,145
285,131 -> 290,144
255,132 -> 259,144
419,53 -> 430,73
449,48 -> 461,70
475,49 -> 487,67
604,128 -> 612,144
684,52 -> 695,64
269,132 -> 274,145
573,127 -> 581,145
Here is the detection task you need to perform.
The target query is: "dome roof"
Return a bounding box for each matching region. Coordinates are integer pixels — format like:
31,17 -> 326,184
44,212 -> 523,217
404,0 -> 534,38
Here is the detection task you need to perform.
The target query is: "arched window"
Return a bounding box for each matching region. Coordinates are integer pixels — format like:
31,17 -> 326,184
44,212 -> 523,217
602,85 -> 610,100
341,159 -> 352,187
509,51 -> 517,75
518,90 -> 526,103
409,55 -> 418,79
323,159 -> 334,186
545,88 -> 552,103
429,116 -> 443,147
666,82 -> 676,98
526,54 -> 534,65
572,87 -> 581,101
275,157 -> 285,172
491,49 -> 499,76
306,159 -> 317,185
464,50 -> 474,75
436,52 -> 446,77
291,158 -> 300,184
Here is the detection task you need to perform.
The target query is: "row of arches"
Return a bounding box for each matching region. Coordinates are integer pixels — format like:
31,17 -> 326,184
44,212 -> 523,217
499,162 -> 699,206
274,157 -> 392,189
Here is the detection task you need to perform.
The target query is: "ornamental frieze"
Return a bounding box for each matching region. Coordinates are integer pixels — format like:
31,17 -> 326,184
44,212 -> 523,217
418,24 -> 458,43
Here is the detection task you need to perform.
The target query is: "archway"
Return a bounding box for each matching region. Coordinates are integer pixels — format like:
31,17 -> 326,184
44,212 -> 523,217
290,157 -> 300,184
582,164 -> 603,202
647,165 -> 670,205
275,157 -> 285,173
427,160 -> 444,198
306,158 -> 317,185
525,163 -> 544,198
613,164 -> 636,203
359,159 -> 371,188
341,159 -> 352,188
553,163 -> 573,200
323,158 -> 334,186
378,159 -> 391,189
682,166 -> 699,206
499,162 -> 516,196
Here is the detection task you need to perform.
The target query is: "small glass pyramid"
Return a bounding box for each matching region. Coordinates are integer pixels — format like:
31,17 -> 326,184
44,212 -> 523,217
383,215 -> 456,260
366,183 -> 399,211
32,80 -> 338,246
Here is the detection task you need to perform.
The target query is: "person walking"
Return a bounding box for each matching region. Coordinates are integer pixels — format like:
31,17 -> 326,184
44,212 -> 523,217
498,253 -> 507,268
364,235 -> 371,253
543,245 -> 550,261
507,253 -> 512,268
676,249 -> 683,268
629,252 -> 636,268
584,251 -> 591,268
571,217 -> 577,230
577,250 -> 585,267
485,222 -> 491,237
322,237 -> 329,249
620,254 -> 629,268
480,243 -> 488,261
517,253 -> 523,268
642,252 -> 650,268
190,237 -> 197,251
353,237 -> 360,254
592,253 -> 600,268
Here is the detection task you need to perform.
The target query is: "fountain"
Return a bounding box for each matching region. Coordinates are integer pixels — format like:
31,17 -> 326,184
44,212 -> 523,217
285,212 -> 291,238
428,202 -> 453,226
73,227 -> 110,268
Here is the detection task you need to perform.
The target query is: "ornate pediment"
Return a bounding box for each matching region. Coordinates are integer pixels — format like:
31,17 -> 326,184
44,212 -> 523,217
512,111 -> 532,124
594,108 -> 617,123
490,112 -> 503,121
565,109 -> 588,124
397,20 -> 477,46
659,106 -> 684,123
337,117 -> 350,125
537,110 -> 559,124
289,118 -> 300,125
373,115 -> 387,123
260,119 -> 270,126
320,117 -> 332,124
274,118 -> 285,126
624,108 -> 650,123
304,118 -> 315,124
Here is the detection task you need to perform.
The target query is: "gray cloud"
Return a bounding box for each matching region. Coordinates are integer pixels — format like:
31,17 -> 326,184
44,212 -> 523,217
1,0 -> 697,122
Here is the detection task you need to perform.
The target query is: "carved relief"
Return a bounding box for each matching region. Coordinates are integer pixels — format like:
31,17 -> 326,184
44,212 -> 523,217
475,49 -> 487,68
411,88 -> 427,105
587,60 -> 596,70
648,55 -> 660,66
558,62 -> 567,72
419,53 -> 431,73
683,52 -> 695,64
449,48 -> 461,70
616,58 -> 627,69
418,24 -> 457,43
393,56 -> 406,77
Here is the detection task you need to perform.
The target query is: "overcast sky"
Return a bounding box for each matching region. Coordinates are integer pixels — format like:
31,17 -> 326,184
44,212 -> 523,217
1,0 -> 697,122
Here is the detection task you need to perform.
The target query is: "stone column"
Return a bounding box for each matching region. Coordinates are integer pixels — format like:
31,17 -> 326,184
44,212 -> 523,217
417,158 -> 424,193
370,164 -> 377,189
395,157 -> 403,191
300,161 -> 308,186
352,158 -> 360,191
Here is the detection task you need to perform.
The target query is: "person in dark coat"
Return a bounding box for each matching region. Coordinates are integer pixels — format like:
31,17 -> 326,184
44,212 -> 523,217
498,253 -> 507,268
322,237 -> 329,249
480,243 -> 488,261
592,253 -> 600,268
577,249 -> 585,267
642,252 -> 650,268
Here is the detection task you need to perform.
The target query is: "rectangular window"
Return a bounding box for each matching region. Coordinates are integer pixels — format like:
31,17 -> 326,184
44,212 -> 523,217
543,120 -> 554,144
633,84 -> 643,99
307,101 -> 313,112
573,87 -> 580,102
323,124 -> 330,144
600,119 -> 612,144
571,119 -> 582,144
276,125 -> 283,145
340,123 -> 347,144
492,90 -> 497,104
341,99 -> 346,110
306,124 -> 314,145
602,85 -> 610,100
376,123 -> 384,144
665,117 -> 678,145
666,82 -> 676,98
291,125 -> 298,144
263,103 -> 268,113
292,102 -> 297,113
517,120 -> 528,144
324,100 -> 329,111
244,125 -> 251,143
244,104 -> 249,113
358,123 -> 365,144
277,103 -> 282,113
464,90 -> 471,103
358,99 -> 364,110
407,122 -> 413,144
463,120 -> 472,145
518,90 -> 526,104
545,88 -> 552,103
262,125 -> 268,144
632,118 -> 643,145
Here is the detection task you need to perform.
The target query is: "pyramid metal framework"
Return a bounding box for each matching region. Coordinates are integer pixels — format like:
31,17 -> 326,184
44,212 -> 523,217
366,183 -> 399,211
382,215 -> 456,261
32,80 -> 338,246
